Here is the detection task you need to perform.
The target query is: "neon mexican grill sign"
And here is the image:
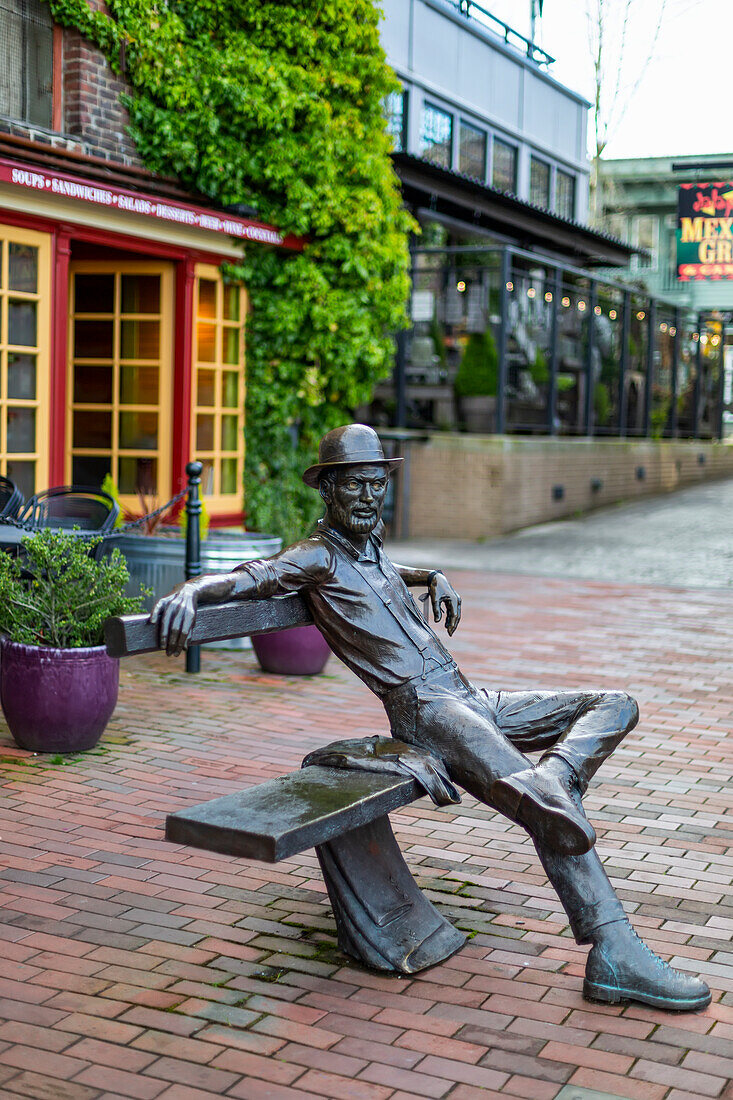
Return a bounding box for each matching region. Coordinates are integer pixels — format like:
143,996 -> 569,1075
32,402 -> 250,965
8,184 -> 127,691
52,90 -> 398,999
677,181 -> 733,281
0,157 -> 302,250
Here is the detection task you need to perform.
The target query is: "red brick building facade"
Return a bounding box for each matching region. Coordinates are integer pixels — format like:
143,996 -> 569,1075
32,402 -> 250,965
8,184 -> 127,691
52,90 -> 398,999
0,0 -> 293,519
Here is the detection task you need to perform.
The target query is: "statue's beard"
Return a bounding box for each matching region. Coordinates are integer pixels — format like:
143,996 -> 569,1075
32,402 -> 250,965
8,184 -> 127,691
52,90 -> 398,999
329,498 -> 380,535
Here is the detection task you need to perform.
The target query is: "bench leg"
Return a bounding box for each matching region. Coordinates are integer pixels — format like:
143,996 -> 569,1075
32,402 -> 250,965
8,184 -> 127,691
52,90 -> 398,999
316,813 -> 466,974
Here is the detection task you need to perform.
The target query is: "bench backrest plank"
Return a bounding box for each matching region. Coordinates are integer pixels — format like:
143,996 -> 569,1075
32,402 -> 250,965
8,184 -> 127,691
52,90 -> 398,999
165,765 -> 421,862
105,595 -> 313,657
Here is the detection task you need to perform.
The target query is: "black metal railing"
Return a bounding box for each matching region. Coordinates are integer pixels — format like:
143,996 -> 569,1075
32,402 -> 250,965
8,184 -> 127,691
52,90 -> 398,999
447,0 -> 555,66
382,244 -> 729,442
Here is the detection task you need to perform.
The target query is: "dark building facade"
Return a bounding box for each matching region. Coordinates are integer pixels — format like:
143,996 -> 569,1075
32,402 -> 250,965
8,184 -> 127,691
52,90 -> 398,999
371,0 -> 725,442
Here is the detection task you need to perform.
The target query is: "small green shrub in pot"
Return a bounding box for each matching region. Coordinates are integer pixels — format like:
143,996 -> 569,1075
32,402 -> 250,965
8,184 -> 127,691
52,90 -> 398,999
530,348 -> 549,386
0,529 -> 147,647
454,328 -> 499,398
454,328 -> 499,433
0,530 -> 148,753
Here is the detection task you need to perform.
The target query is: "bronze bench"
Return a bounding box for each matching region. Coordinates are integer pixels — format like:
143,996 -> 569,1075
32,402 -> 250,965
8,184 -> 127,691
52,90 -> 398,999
105,598 -> 466,974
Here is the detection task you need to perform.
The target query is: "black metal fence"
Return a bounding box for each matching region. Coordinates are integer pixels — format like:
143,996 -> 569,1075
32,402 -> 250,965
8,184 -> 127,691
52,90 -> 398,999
376,245 -> 729,442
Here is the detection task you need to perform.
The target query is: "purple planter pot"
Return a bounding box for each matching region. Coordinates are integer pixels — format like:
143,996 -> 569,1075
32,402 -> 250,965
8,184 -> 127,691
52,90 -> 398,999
0,638 -> 120,753
252,624 -> 331,676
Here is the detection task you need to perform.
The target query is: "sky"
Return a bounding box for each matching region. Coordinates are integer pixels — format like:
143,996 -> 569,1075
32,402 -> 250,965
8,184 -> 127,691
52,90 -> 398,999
483,1 -> 727,162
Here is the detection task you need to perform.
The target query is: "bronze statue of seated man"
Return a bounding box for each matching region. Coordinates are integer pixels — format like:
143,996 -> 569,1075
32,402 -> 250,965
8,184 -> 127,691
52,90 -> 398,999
152,423 -> 711,1012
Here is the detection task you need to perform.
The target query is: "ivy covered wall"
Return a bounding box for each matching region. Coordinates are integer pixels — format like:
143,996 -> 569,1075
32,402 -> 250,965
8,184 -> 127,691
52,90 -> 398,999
46,0 -> 414,539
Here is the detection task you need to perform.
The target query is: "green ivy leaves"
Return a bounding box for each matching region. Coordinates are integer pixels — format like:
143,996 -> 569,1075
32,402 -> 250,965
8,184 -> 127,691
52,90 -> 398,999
45,0 -> 414,541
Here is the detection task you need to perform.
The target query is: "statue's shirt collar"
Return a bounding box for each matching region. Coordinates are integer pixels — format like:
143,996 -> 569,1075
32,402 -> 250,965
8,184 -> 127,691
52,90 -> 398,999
318,520 -> 383,562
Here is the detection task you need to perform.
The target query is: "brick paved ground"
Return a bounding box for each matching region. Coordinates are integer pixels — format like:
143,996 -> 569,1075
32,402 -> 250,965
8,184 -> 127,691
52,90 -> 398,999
1,568 -> 732,1100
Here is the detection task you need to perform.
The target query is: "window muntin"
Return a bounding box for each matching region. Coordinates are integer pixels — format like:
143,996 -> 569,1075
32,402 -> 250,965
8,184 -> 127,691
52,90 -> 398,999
420,103 -> 452,169
192,265 -> 246,510
459,121 -> 486,180
555,170 -> 576,220
68,262 -> 173,508
530,156 -> 551,209
385,90 -> 406,153
492,138 -> 517,193
0,226 -> 50,498
0,0 -> 53,128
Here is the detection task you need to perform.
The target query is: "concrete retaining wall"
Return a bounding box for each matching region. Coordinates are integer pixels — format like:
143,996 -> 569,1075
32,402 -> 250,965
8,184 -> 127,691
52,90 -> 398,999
397,434 -> 733,540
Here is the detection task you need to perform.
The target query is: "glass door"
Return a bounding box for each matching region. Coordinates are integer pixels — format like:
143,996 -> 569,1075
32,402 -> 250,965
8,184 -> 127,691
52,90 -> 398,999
68,261 -> 173,510
192,264 -> 246,512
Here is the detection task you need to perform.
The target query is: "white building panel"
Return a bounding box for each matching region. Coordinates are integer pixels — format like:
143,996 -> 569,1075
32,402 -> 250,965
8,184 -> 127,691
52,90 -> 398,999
523,73 -> 583,163
412,4 -> 462,97
456,33 -> 522,130
380,0 -> 411,72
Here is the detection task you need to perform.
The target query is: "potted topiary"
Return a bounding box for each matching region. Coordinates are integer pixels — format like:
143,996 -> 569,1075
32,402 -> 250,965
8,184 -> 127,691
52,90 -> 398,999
0,529 -> 148,753
454,327 -> 499,433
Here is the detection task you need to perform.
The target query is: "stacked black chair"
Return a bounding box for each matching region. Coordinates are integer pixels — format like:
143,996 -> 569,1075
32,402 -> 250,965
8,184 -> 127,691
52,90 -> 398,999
0,475 -> 24,520
19,486 -> 120,534
18,487 -> 121,559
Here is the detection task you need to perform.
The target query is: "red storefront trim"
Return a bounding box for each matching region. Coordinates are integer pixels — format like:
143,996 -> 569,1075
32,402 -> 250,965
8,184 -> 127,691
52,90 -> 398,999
209,512 -> 248,529
50,228 -> 71,484
0,207 -> 62,237
172,259 -> 196,502
0,156 -> 302,250
0,164 -> 260,522
0,203 -> 233,264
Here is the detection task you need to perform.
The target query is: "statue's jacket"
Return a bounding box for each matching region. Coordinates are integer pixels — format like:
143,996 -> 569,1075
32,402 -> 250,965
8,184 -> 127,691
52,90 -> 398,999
235,522 -> 456,698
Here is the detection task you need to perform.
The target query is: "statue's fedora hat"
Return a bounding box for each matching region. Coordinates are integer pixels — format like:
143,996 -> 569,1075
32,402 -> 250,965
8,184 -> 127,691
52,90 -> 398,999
302,424 -> 402,488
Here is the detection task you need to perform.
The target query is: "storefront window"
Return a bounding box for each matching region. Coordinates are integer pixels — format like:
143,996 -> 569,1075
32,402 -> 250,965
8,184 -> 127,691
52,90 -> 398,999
530,157 -> 551,209
420,103 -> 452,169
459,121 -> 486,180
192,265 -> 246,508
0,226 -> 49,497
68,262 -> 173,503
492,138 -> 517,193
0,0 -> 53,128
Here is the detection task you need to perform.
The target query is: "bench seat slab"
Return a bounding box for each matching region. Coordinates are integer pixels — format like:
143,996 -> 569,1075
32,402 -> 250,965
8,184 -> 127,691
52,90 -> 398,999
166,766 -> 465,974
165,766 -> 420,862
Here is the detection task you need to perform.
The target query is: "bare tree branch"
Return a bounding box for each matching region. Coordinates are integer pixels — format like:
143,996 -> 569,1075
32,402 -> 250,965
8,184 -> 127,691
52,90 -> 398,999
608,0 -> 633,147
612,0 -> 668,139
587,0 -> 674,221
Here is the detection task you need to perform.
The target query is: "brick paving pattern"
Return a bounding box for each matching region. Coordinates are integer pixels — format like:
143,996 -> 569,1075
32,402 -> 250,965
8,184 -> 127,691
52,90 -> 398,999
1,565 -> 732,1098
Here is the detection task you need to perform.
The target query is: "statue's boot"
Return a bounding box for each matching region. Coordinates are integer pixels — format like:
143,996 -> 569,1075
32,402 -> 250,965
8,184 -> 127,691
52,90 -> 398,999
490,756 -> 596,856
584,919 -> 711,1011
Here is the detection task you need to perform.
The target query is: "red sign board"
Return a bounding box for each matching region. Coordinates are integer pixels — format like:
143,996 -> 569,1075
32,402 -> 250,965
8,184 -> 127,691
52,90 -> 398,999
0,157 -> 301,250
677,181 -> 733,281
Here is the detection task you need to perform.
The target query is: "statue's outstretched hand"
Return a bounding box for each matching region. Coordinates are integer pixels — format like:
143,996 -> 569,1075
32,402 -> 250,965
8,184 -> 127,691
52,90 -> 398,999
149,583 -> 198,656
429,572 -> 462,636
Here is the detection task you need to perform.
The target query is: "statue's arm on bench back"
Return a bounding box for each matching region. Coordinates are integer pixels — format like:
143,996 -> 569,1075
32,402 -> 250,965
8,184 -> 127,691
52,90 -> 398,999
104,594 -> 313,658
